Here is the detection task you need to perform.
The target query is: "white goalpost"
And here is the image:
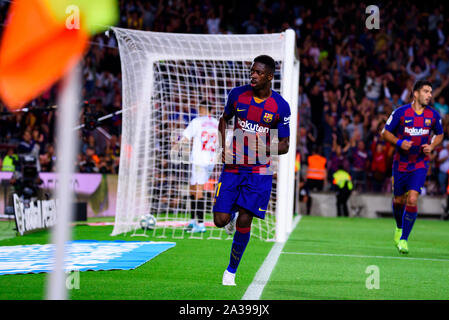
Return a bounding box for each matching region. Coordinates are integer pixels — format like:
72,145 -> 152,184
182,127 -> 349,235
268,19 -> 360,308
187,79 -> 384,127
111,27 -> 299,242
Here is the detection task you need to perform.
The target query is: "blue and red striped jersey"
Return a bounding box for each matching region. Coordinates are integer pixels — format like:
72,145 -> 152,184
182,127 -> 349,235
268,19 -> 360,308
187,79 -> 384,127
223,84 -> 291,174
384,104 -> 443,172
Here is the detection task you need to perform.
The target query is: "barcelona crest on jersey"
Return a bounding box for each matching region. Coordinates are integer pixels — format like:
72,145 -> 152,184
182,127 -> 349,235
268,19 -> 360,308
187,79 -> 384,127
263,112 -> 273,123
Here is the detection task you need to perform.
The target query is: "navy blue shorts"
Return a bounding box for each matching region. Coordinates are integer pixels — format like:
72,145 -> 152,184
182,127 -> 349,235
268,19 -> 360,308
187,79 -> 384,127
212,171 -> 273,219
392,168 -> 427,196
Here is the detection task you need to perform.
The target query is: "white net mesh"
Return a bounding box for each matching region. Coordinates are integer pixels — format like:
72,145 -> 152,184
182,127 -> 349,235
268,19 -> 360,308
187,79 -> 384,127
111,28 -> 291,240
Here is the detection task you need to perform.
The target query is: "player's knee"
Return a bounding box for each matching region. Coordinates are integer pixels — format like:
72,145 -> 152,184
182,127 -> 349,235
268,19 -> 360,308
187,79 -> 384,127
236,211 -> 253,228
406,193 -> 419,206
393,197 -> 405,206
406,197 -> 418,207
213,212 -> 229,228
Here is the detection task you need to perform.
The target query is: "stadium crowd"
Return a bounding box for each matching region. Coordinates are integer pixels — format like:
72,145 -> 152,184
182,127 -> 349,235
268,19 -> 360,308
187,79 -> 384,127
1,0 -> 449,195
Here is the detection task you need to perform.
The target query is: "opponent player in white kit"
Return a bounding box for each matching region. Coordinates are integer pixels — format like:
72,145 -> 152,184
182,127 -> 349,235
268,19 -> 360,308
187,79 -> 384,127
175,100 -> 219,233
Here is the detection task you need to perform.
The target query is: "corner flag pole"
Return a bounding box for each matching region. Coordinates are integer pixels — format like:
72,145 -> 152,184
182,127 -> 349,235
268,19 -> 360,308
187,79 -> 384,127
46,64 -> 81,300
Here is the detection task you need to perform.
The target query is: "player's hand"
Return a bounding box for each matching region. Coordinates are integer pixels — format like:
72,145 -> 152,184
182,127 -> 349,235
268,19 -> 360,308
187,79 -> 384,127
247,132 -> 269,157
422,143 -> 433,155
221,146 -> 234,164
399,140 -> 413,151
255,132 -> 268,152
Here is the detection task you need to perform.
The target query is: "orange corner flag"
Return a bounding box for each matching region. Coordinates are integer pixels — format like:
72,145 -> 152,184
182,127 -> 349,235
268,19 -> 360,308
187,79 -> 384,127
0,0 -> 117,110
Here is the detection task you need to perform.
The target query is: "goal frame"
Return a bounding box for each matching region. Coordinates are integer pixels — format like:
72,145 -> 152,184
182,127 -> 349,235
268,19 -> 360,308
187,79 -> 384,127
111,27 -> 299,242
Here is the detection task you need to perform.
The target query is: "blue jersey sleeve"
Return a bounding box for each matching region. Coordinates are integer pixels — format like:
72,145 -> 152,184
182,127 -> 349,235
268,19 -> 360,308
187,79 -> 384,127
276,100 -> 291,138
224,88 -> 238,117
433,110 -> 444,135
384,108 -> 401,134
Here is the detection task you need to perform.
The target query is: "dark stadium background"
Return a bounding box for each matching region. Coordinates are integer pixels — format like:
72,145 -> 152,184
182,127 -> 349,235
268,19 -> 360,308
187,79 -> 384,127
1,0 -> 449,195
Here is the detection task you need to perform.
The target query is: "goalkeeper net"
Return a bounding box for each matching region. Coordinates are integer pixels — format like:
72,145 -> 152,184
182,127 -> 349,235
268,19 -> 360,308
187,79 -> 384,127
111,28 -> 299,242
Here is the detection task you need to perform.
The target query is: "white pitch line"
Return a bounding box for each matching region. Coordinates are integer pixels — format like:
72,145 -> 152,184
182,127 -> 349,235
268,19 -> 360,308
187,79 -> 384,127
242,215 -> 302,300
281,251 -> 449,263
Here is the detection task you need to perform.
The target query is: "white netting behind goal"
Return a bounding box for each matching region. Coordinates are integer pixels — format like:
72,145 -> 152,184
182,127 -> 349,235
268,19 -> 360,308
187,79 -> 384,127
111,28 -> 296,241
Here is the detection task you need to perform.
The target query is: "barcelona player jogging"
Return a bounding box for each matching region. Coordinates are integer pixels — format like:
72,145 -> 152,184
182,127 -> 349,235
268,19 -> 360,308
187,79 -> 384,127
381,80 -> 444,254
213,55 -> 291,285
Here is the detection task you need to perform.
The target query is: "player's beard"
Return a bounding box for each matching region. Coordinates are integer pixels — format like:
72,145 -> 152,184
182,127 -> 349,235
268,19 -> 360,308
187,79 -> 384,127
419,96 -> 430,106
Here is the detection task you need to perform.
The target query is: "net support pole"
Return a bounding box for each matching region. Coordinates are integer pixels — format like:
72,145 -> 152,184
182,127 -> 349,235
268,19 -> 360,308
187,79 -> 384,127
46,65 -> 80,300
275,29 -> 298,242
287,53 -> 300,232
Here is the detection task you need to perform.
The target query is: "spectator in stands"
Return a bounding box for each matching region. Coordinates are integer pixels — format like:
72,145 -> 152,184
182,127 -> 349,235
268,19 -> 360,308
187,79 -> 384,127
349,139 -> 369,192
327,138 -> 350,184
322,113 -> 343,160
98,155 -> 116,174
138,1 -> 156,31
241,12 -> 260,34
346,113 -> 364,142
31,128 -> 46,155
364,69 -> 382,102
406,55 -> 431,82
206,7 -> 222,34
437,141 -> 449,194
17,131 -> 36,155
185,4 -> 206,34
2,0 -> 449,196
127,10 -> 143,30
82,134 -> 102,156
433,76 -> 449,116
370,142 -> 388,192
80,146 -> 100,173
39,143 -> 55,172
435,95 -> 449,118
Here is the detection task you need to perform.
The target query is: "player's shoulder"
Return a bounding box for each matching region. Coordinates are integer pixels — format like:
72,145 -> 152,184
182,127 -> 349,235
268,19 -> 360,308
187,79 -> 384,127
270,90 -> 290,111
205,116 -> 219,125
392,103 -> 412,115
197,115 -> 218,123
229,84 -> 252,97
424,105 -> 441,118
270,89 -> 287,102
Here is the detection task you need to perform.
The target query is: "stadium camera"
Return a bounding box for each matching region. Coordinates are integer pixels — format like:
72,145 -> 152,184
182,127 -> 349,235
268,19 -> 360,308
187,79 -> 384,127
82,100 -> 100,131
11,154 -> 43,205
85,113 -> 99,131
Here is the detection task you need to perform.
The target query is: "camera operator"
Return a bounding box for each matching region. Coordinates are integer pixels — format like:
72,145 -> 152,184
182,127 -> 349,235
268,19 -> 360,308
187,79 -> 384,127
17,131 -> 41,172
2,148 -> 18,215
8,131 -> 44,208
79,146 -> 100,173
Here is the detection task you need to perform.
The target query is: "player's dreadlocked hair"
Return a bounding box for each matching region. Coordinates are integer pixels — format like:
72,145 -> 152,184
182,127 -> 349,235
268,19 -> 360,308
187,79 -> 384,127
253,55 -> 275,75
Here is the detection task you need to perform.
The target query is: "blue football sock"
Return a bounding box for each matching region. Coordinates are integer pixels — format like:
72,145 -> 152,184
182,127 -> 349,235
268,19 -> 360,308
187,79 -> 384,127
226,226 -> 251,274
392,202 -> 405,229
400,205 -> 417,241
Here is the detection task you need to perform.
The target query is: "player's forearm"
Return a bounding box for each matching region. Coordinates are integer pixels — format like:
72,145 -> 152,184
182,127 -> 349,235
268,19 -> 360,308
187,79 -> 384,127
381,128 -> 400,146
277,137 -> 290,155
218,116 -> 227,149
431,134 -> 444,150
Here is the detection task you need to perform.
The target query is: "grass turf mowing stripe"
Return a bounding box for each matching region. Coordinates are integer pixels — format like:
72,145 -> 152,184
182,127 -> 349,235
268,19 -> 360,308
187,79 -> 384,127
0,222 -> 275,300
260,216 -> 449,300
281,251 -> 449,263
242,215 -> 302,300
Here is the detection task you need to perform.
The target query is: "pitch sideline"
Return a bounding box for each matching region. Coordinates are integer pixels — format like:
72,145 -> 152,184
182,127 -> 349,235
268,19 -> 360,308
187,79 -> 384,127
241,214 -> 302,300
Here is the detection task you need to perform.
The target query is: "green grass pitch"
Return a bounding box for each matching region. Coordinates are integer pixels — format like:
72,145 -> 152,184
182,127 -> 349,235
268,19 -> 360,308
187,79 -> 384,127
0,215 -> 448,300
